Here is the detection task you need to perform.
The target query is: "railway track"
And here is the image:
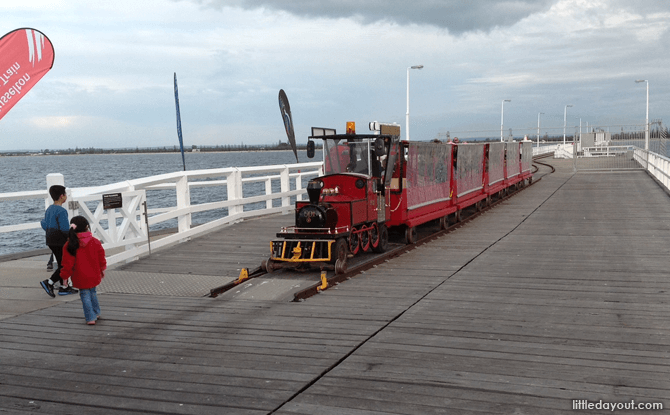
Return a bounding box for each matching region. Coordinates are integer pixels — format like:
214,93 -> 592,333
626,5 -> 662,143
209,155 -> 555,301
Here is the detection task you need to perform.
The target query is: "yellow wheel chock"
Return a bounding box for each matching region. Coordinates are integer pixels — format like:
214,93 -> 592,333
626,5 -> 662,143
237,268 -> 249,282
317,271 -> 328,291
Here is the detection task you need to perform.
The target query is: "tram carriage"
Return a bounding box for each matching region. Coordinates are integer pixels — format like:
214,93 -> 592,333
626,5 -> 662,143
264,122 -> 533,274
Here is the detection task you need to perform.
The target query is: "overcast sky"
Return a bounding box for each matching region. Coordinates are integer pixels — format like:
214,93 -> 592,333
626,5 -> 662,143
1,0 -> 668,151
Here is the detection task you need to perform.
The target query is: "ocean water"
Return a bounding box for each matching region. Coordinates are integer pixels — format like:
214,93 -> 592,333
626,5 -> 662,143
0,150 -> 321,256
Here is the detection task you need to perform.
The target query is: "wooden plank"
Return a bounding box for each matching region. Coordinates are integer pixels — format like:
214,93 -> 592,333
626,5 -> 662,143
2,159 -> 669,413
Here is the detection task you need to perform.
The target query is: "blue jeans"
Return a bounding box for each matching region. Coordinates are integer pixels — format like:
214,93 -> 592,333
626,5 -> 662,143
79,287 -> 101,322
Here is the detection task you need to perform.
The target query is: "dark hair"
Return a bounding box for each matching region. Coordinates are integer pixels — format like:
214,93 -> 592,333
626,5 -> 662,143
48,185 -> 66,202
66,216 -> 90,256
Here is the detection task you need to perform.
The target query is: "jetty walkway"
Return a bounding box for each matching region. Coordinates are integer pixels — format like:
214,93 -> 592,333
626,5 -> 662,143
0,158 -> 668,414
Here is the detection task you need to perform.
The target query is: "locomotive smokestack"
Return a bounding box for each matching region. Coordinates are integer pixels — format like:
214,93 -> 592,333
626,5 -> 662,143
306,179 -> 323,204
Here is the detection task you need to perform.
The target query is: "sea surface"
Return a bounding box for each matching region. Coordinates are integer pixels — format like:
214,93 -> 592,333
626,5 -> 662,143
0,150 -> 321,256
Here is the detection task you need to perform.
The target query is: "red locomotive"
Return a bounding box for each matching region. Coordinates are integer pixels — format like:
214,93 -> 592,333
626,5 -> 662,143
264,122 -> 533,274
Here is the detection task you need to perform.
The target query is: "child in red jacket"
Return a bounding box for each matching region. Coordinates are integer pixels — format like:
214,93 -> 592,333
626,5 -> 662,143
60,216 -> 107,325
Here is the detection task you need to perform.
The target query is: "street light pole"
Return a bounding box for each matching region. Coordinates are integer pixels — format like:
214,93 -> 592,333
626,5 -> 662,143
563,104 -> 573,145
501,99 -> 511,142
537,112 -> 544,148
635,79 -> 649,150
406,65 -> 423,141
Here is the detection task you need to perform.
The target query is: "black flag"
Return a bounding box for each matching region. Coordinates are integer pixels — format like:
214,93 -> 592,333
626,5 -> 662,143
278,89 -> 298,163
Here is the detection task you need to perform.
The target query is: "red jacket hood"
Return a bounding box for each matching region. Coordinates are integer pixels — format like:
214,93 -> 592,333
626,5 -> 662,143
77,231 -> 94,247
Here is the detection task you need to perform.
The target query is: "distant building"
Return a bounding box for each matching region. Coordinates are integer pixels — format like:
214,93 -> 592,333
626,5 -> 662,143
581,132 -> 611,147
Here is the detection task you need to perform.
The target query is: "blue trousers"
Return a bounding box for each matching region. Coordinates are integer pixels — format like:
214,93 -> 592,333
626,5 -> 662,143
79,287 -> 101,322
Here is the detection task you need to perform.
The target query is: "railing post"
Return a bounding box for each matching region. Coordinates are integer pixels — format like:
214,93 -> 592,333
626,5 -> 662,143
227,169 -> 243,216
280,165 -> 290,212
175,174 -> 192,235
295,171 -> 304,201
46,173 -> 64,209
265,177 -> 272,209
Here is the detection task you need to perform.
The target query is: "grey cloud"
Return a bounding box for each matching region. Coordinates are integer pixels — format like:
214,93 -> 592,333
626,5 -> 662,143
610,0 -> 670,13
199,0 -> 560,34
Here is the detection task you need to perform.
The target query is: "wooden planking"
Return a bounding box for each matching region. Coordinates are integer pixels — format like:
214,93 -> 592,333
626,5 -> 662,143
2,159 -> 669,414
276,160 -> 670,414
0,293 -> 391,414
116,213 -> 292,276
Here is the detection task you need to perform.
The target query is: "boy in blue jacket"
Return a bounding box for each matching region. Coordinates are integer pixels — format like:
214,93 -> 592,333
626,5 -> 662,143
39,185 -> 79,297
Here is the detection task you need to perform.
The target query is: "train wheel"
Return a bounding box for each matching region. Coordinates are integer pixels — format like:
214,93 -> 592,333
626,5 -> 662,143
262,258 -> 275,273
405,226 -> 417,244
330,238 -> 348,265
369,223 -> 380,249
348,228 -> 360,255
529,176 -> 533,185
359,226 -> 370,252
439,215 -> 448,230
475,200 -> 483,212
486,195 -> 492,206
454,209 -> 462,223
334,258 -> 347,275
372,224 -> 389,253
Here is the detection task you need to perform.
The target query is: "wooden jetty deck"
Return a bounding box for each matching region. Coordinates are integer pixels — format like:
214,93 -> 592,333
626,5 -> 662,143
0,158 -> 668,414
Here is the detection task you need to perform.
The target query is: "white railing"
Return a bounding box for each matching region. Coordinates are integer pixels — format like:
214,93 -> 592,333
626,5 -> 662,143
635,148 -> 670,191
553,143 -> 575,159
582,145 -> 633,157
533,143 -> 560,157
0,162 -> 323,264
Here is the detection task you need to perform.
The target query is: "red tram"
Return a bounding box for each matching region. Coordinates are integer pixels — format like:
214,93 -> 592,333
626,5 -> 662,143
264,122 -> 533,274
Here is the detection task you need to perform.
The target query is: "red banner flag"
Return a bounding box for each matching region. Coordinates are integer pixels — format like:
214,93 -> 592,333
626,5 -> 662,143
0,28 -> 55,122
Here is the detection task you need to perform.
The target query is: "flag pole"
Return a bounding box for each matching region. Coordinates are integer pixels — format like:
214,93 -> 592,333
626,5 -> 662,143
174,73 -> 186,171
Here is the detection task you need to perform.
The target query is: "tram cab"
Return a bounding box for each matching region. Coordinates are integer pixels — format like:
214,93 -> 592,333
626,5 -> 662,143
266,122 -> 400,274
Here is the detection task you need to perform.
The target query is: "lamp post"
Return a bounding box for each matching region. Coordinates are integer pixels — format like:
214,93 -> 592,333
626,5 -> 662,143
501,99 -> 511,142
635,79 -> 649,150
406,65 -> 423,141
537,112 -> 544,148
563,104 -> 573,145
579,118 -> 582,149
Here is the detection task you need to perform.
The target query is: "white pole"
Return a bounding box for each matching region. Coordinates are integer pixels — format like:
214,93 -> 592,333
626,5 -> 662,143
501,99 -> 511,142
635,80 -> 649,150
406,68 -> 410,141
406,65 -> 423,141
563,104 -> 573,145
537,112 -> 543,148
646,81 -> 649,150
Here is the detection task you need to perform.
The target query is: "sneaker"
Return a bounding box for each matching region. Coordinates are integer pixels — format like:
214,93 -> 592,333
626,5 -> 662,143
46,263 -> 53,271
58,286 -> 79,295
40,280 -> 55,298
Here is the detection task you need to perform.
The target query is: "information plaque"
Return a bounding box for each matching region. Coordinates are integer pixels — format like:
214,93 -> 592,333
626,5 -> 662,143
102,193 -> 123,210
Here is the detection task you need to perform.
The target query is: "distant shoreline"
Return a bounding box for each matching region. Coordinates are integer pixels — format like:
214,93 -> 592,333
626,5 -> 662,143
0,148 -> 310,157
